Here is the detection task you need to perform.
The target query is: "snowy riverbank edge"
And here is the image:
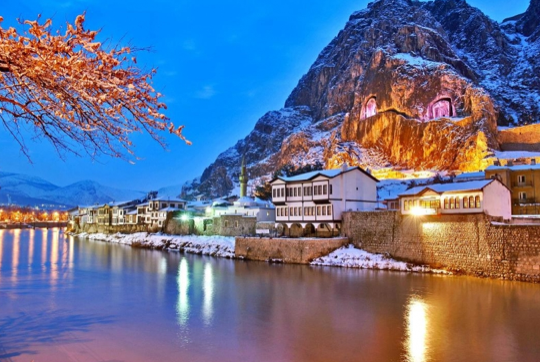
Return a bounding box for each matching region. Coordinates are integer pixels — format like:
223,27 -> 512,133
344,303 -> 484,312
76,232 -> 237,258
311,245 -> 451,274
75,233 -> 450,274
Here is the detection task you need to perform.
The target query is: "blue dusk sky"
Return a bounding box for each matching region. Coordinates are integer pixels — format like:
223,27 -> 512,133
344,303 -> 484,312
0,0 -> 530,191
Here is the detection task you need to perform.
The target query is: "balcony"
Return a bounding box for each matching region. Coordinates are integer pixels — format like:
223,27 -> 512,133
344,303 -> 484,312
512,181 -> 534,188
513,198 -> 537,205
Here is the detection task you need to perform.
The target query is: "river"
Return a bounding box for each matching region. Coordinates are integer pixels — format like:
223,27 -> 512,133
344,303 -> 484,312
0,229 -> 539,362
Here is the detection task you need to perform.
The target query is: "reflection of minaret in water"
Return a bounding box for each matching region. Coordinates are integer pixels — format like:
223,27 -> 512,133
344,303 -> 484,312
239,155 -> 247,198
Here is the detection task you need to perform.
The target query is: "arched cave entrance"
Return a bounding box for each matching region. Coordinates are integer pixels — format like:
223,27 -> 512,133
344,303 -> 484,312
362,97 -> 378,119
429,98 -> 453,119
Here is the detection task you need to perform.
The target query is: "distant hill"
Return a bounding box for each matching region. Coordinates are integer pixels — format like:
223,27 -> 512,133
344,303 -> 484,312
0,172 -> 145,209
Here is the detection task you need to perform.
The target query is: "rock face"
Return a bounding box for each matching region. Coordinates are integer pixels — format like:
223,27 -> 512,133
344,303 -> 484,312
190,0 -> 540,198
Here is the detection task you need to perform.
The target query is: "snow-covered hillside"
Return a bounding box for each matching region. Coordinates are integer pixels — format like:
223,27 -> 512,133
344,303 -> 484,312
0,171 -> 145,208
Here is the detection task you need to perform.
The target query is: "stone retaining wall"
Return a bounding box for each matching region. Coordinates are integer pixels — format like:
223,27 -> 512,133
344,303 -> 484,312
235,237 -> 349,264
342,211 -> 540,282
498,124 -> 540,151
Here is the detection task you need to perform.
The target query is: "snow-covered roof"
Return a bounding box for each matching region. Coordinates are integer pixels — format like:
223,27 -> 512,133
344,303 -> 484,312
399,179 -> 495,197
492,150 -> 540,159
272,166 -> 378,183
486,164 -> 540,171
159,207 -> 181,212
454,171 -> 485,180
149,198 -> 187,203
126,210 -> 138,215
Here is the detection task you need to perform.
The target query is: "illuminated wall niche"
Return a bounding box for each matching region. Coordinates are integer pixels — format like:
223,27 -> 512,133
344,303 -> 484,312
428,97 -> 453,119
362,97 -> 377,119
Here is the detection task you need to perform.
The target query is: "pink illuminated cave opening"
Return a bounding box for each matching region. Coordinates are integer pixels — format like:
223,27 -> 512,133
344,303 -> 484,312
430,98 -> 453,119
364,97 -> 377,119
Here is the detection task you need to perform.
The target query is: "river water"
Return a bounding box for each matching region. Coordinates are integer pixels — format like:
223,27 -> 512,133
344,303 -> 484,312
1,229 -> 539,362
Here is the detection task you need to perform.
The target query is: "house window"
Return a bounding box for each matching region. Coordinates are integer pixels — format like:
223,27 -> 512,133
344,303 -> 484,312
475,196 -> 481,208
455,197 -> 460,209
322,206 -> 326,216
273,189 -> 276,198
318,185 -> 322,195
323,185 -> 327,195
327,205 -> 332,216
444,198 -> 449,209
519,192 -> 527,201
330,185 -> 333,195
463,196 -> 469,209
518,175 -> 526,184
235,221 -> 239,228
317,206 -> 321,216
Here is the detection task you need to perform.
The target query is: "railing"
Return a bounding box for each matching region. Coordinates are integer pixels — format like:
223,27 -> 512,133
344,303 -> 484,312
513,198 -> 537,204
512,181 -> 534,187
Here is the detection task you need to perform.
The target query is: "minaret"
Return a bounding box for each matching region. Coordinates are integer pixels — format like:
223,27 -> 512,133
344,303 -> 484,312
239,156 -> 247,197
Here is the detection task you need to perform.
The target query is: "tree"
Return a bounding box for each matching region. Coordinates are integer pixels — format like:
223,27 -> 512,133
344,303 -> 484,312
0,14 -> 189,160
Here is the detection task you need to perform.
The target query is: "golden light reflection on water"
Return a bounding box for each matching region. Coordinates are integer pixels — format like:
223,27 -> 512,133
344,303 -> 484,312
28,228 -> 35,271
177,258 -> 190,326
41,228 -> 48,271
202,262 -> 214,325
405,298 -> 429,362
0,229 -> 3,269
12,229 -> 20,280
51,228 -> 59,285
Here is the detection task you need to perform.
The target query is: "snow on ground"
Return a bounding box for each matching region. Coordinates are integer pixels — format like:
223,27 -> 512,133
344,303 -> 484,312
77,232 -> 236,258
311,245 -> 450,274
77,233 -> 449,274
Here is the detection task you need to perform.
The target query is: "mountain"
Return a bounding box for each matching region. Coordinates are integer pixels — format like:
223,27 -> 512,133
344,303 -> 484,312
183,0 -> 540,199
0,172 -> 145,208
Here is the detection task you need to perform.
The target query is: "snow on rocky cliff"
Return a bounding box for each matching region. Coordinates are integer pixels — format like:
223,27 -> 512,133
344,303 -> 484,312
186,0 -> 540,198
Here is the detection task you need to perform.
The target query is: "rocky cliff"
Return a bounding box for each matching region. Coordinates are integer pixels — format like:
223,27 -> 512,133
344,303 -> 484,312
187,0 -> 540,198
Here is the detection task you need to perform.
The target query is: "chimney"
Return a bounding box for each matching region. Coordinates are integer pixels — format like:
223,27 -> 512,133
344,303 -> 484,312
341,162 -> 348,172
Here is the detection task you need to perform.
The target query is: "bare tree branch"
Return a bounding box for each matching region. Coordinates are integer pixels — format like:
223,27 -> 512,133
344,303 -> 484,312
0,13 -> 190,161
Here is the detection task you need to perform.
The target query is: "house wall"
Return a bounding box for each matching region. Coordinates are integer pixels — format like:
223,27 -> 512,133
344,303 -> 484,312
212,215 -> 256,237
483,181 -> 512,219
342,211 -> 540,283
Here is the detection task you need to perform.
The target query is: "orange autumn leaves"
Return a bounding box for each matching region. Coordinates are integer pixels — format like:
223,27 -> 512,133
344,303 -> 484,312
0,13 -> 189,161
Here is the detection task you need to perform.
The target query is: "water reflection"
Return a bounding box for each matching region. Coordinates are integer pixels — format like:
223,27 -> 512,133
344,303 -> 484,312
405,297 -> 429,362
1,230 -> 540,362
202,262 -> 214,325
177,258 -> 190,326
12,229 -> 20,280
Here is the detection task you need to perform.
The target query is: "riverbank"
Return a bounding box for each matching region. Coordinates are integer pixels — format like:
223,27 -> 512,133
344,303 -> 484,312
76,232 -> 448,274
0,222 -> 67,229
77,232 -> 236,258
311,245 -> 450,274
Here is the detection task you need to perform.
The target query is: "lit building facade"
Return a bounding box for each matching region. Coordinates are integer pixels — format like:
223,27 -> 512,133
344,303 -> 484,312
398,179 -> 511,220
270,165 -> 379,236
485,164 -> 540,215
